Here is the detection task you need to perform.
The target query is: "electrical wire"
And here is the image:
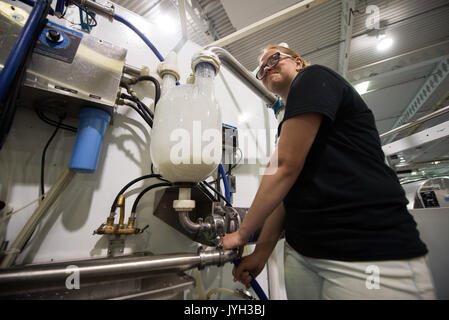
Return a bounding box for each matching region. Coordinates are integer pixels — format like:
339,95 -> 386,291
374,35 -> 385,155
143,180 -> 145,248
35,108 -> 78,133
40,117 -> 63,200
0,195 -> 46,226
196,183 -> 217,202
201,181 -> 232,207
67,0 -> 97,27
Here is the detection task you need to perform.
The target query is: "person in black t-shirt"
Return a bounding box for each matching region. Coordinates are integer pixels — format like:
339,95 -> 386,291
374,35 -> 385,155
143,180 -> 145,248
222,45 -> 435,299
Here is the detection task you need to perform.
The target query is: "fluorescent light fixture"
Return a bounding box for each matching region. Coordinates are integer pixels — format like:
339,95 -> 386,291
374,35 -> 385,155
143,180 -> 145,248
354,81 -> 370,95
377,37 -> 393,51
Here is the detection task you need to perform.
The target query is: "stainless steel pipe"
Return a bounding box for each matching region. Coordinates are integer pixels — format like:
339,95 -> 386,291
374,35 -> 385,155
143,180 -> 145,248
204,46 -> 278,107
178,211 -> 212,234
122,64 -> 142,78
0,248 -> 238,287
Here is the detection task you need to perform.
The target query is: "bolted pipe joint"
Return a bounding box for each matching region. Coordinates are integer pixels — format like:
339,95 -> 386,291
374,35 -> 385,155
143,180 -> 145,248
198,247 -> 238,269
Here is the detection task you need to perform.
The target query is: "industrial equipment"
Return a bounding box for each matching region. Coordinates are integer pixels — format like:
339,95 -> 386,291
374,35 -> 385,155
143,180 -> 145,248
0,0 -> 273,300
403,177 -> 449,209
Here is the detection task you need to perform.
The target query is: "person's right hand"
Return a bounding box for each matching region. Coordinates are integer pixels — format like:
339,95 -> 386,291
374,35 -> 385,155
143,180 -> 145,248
232,251 -> 267,289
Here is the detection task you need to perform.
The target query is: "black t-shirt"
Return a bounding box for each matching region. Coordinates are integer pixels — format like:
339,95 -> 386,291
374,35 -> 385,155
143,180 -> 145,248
279,65 -> 428,261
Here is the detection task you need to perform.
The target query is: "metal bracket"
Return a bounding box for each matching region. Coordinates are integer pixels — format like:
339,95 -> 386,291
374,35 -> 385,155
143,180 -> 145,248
107,236 -> 125,257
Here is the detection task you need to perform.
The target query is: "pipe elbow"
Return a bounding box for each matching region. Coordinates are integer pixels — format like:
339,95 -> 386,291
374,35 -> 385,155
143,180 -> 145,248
178,211 -> 212,234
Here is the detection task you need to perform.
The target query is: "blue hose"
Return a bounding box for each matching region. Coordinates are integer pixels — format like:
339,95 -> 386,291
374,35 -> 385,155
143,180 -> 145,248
220,164 -> 266,299
233,259 -> 268,300
113,13 -> 165,62
218,163 -> 231,203
0,0 -> 48,101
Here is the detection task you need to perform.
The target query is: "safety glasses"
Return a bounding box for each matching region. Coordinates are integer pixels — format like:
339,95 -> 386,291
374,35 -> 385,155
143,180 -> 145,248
256,51 -> 295,80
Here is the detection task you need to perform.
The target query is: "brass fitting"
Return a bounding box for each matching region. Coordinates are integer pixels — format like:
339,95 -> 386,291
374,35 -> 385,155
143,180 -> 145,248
117,195 -> 125,230
94,195 -> 141,235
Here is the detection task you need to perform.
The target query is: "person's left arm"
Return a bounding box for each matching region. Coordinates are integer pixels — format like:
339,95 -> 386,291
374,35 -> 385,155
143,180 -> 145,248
223,112 -> 323,249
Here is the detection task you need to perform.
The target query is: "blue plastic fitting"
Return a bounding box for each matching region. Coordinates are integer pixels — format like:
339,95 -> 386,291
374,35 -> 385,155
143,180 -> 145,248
69,108 -> 111,173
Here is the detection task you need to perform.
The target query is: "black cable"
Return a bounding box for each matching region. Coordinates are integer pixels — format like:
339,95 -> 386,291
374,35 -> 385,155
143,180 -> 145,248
132,76 -> 161,107
197,182 -> 218,202
111,174 -> 170,212
35,108 -> 78,133
40,117 -> 63,200
150,163 -> 171,183
136,98 -> 154,119
120,93 -> 154,119
123,100 -> 153,128
202,180 -> 232,207
131,182 -> 172,214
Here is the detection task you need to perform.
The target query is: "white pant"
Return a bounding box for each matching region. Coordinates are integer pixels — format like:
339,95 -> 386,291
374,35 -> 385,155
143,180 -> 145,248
284,241 -> 436,300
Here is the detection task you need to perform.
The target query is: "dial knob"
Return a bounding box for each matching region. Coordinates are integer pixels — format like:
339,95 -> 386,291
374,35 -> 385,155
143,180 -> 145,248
46,29 -> 62,43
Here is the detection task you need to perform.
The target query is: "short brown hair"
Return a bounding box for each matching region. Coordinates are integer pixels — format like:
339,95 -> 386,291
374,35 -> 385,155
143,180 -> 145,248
258,45 -> 310,68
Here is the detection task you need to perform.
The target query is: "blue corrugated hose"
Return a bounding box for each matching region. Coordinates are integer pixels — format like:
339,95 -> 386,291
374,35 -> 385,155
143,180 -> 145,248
0,0 -> 48,101
233,259 -> 268,300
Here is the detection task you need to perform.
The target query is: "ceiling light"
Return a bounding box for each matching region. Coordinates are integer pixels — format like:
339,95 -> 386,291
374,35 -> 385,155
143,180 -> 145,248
154,14 -> 177,34
354,81 -> 370,95
238,113 -> 250,123
377,37 -> 393,51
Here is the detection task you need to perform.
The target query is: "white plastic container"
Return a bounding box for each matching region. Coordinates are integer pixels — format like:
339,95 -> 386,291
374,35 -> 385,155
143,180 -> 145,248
150,63 -> 222,182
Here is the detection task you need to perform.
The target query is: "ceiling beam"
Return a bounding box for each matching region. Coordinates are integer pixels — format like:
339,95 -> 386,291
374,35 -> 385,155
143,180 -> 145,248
351,54 -> 449,86
382,120 -> 449,157
206,0 -> 329,48
348,39 -> 449,83
383,56 -> 449,144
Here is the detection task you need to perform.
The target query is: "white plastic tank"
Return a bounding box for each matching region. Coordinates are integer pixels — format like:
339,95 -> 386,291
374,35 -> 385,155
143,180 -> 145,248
150,62 -> 222,182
